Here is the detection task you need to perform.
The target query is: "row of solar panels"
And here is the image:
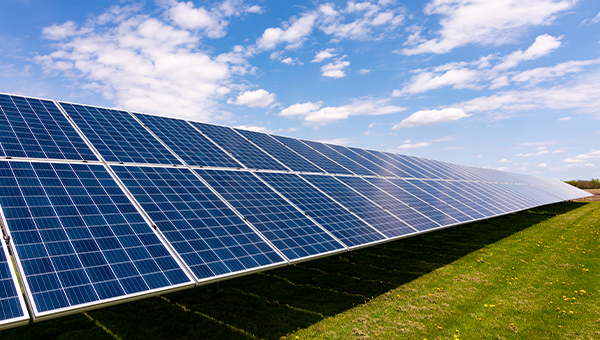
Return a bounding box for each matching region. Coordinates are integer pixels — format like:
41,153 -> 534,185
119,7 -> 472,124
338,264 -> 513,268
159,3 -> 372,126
0,93 -> 591,330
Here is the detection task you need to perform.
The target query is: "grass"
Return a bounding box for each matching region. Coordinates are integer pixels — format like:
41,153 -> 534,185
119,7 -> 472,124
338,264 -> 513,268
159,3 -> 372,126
2,201 -> 599,339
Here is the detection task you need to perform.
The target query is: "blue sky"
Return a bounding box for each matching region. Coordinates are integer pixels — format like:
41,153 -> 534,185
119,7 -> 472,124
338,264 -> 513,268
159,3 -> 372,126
1,0 -> 599,180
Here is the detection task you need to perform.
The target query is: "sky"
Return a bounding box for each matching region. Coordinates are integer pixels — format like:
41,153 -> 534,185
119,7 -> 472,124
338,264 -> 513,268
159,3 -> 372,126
0,0 -> 599,181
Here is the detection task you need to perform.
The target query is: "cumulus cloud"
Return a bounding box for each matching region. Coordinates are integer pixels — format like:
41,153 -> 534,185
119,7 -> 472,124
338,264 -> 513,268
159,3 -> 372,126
318,137 -> 353,145
402,0 -> 577,55
393,108 -> 470,129
255,12 -> 318,50
398,66 -> 482,95
36,3 -> 247,121
564,150 -> 600,163
494,34 -> 562,70
498,158 -> 511,163
537,162 -> 548,167
279,97 -> 406,124
234,125 -> 269,133
359,69 -> 370,75
396,140 -> 432,150
229,89 -> 276,108
312,48 -> 337,63
511,58 -> 600,85
321,58 -> 350,78
558,116 -> 572,121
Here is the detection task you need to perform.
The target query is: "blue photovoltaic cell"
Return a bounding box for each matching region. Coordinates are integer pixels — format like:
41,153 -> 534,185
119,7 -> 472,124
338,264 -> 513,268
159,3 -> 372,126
325,144 -> 397,177
349,148 -> 413,178
133,113 -> 241,168
0,94 -> 97,161
190,122 -> 288,171
270,135 -> 352,175
366,151 -> 427,179
236,129 -> 323,173
59,102 -> 181,165
111,166 -> 285,281
337,176 -> 439,232
195,169 -> 345,260
459,182 -> 521,212
0,162 -> 191,316
416,180 -> 489,219
300,174 -> 412,238
0,239 -> 28,327
366,178 -> 458,227
300,140 -> 376,176
436,181 -> 503,216
394,155 -> 445,179
395,180 -> 473,223
257,172 -> 385,247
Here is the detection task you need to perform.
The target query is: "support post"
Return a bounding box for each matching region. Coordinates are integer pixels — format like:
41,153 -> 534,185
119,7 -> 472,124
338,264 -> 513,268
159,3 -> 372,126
212,282 -> 224,294
346,250 -> 355,260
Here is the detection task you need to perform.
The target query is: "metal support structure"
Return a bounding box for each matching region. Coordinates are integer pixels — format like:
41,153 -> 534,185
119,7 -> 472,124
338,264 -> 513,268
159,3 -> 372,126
212,282 -> 224,294
346,250 -> 355,260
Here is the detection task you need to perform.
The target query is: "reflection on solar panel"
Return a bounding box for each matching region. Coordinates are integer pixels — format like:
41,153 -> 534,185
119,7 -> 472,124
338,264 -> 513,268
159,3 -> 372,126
190,122 -> 288,171
270,135 -> 353,175
0,161 -> 192,319
59,103 -> 181,165
257,172 -> 386,247
195,169 -> 345,260
0,94 -> 97,161
0,93 -> 592,328
133,113 -> 241,168
300,140 -> 377,176
0,237 -> 29,330
111,166 -> 285,281
337,176 -> 438,232
300,174 -> 413,238
236,129 -> 323,173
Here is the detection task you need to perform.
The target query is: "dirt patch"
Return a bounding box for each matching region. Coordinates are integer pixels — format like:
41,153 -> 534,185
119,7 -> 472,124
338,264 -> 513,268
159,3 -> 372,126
573,189 -> 600,202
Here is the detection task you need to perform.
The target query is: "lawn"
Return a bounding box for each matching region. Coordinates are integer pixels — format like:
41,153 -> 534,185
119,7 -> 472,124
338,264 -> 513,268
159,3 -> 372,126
3,201 -> 598,339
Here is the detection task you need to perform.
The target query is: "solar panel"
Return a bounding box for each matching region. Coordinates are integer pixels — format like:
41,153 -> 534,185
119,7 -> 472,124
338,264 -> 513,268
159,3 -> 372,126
337,176 -> 440,232
393,155 -> 445,179
347,147 -> 413,178
59,103 -> 181,165
415,180 -> 489,219
367,178 -> 459,227
0,161 -> 193,320
0,236 -> 29,329
111,165 -> 286,281
300,140 -> 377,176
436,181 -> 503,216
324,144 -> 397,177
190,122 -> 288,171
195,169 -> 345,260
0,94 -> 97,161
132,113 -> 242,168
257,172 -> 386,247
235,129 -> 323,173
367,151 -> 429,179
270,135 -> 353,175
300,174 -> 414,238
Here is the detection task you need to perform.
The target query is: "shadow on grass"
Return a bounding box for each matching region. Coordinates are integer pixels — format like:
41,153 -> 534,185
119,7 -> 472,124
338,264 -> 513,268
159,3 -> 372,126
2,202 -> 585,340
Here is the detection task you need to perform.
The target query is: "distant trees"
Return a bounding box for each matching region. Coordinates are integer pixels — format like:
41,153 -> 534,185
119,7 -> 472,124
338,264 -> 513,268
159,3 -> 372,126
565,178 -> 600,189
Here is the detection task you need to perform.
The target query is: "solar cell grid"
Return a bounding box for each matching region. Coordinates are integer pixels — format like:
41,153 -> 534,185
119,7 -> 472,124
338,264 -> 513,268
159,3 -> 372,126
0,237 -> 29,328
190,123 -> 288,171
372,151 -> 428,179
401,180 -> 473,222
59,103 -> 180,165
435,181 -> 502,216
348,147 -> 412,178
257,172 -> 386,247
111,166 -> 285,281
270,135 -> 353,175
236,129 -> 323,173
133,113 -> 241,168
300,140 -> 376,176
337,176 -> 442,232
195,169 -> 345,260
0,95 -> 97,161
324,144 -> 397,177
0,161 -> 192,318
300,174 -> 413,238
395,155 -> 445,180
417,180 -> 489,219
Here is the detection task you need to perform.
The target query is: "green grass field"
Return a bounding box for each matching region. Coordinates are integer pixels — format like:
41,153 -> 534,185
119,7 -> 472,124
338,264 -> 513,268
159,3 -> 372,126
3,201 -> 599,339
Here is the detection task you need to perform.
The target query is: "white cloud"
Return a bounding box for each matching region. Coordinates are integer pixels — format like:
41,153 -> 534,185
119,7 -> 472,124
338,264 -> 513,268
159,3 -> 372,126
511,58 -> 600,85
321,58 -> 350,78
256,12 -> 318,50
398,66 -> 482,95
359,69 -> 371,75
229,89 -> 276,108
234,125 -> 268,133
397,140 -> 432,150
319,2 -> 404,41
402,0 -> 577,55
312,48 -> 337,63
517,153 -> 534,157
564,150 -> 600,163
472,154 -> 482,158
281,57 -> 302,65
498,158 -> 511,163
581,10 -> 600,25
494,34 -> 562,70
497,166 -> 510,171
535,150 -> 549,156
393,108 -> 470,129
42,21 -> 78,40
279,97 -> 406,124
558,116 -> 572,121
36,5 -> 246,121
537,162 -> 548,168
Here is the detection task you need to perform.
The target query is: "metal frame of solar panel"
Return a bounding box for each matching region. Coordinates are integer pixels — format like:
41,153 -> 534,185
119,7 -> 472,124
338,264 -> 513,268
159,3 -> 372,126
0,92 -> 592,328
0,225 -> 29,330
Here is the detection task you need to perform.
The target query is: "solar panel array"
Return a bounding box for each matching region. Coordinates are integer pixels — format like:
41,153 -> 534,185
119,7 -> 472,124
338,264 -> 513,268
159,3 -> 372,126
0,93 -> 592,329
